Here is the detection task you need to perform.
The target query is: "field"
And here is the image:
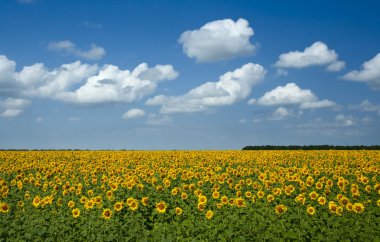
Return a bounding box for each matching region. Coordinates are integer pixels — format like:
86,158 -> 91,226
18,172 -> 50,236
0,150 -> 379,241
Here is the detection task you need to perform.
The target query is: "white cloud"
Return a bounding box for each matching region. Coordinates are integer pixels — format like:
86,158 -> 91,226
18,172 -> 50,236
84,21 -> 102,29
68,117 -> 80,122
145,114 -> 172,126
238,118 -> 247,124
58,63 -> 178,105
179,18 -> 255,62
48,40 -> 106,60
270,107 -> 291,120
349,99 -> 380,112
0,54 -> 178,107
146,63 -> 266,113
256,83 -> 337,109
342,53 -> 380,90
335,114 -> 354,127
0,55 -> 16,86
275,41 -> 345,71
122,108 -> 146,119
274,68 -> 288,77
0,98 -> 31,118
299,100 -> 337,109
247,98 -> 256,105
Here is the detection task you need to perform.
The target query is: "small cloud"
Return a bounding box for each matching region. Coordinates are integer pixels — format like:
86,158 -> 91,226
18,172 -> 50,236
238,118 -> 247,124
0,98 -> 30,118
275,41 -> 345,71
274,68 -> 288,77
145,114 -> 172,126
342,53 -> 380,90
36,117 -> 43,122
252,118 -> 261,123
179,18 -> 256,62
83,21 -> 103,29
247,98 -> 256,105
269,107 -> 291,120
68,117 -> 80,122
122,108 -> 146,119
335,114 -> 354,127
349,99 -> 380,113
48,40 -> 106,61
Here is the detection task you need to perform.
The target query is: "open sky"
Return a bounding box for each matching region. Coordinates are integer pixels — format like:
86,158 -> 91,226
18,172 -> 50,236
1,0 -> 380,149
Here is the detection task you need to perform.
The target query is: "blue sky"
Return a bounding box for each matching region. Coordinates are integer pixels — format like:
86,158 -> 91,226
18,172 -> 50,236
0,0 -> 380,149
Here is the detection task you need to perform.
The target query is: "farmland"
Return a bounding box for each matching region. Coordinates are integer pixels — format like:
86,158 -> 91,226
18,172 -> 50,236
0,150 -> 379,241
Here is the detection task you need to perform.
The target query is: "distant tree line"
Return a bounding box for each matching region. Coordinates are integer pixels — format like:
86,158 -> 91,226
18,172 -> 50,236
242,145 -> 380,150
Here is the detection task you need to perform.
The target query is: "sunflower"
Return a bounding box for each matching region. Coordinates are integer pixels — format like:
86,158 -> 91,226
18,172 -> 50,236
212,191 -> 220,199
275,205 -> 287,215
317,196 -> 327,206
129,201 -> 138,211
257,191 -> 265,199
197,203 -> 206,211
205,210 -> 214,220
198,195 -> 207,204
87,189 -> 94,197
267,194 -> 275,203
352,203 -> 365,214
221,196 -> 228,205
0,203 -> 10,213
114,201 -> 123,212
84,200 -> 94,209
156,201 -> 167,214
141,197 -> 149,206
72,208 -> 80,218
175,207 -> 183,216
171,188 -> 179,196
377,199 -> 380,207
235,197 -> 246,208
32,196 -> 41,208
306,206 -> 315,215
102,208 -> 112,220
309,191 -> 318,200
245,191 -> 252,198
216,203 -> 223,209
17,201 -> 24,208
68,200 -> 75,208
80,196 -> 88,204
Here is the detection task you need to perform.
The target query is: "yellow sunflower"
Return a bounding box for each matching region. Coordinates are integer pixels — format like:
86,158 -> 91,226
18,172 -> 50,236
102,208 -> 112,220
156,201 -> 167,214
72,208 -> 80,218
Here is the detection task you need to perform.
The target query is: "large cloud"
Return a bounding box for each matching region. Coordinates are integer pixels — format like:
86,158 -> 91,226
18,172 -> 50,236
0,54 -> 178,117
57,63 -> 178,104
48,40 -> 106,60
256,83 -> 337,109
342,53 -> 380,90
275,41 -> 345,71
179,18 -> 255,62
146,63 -> 266,113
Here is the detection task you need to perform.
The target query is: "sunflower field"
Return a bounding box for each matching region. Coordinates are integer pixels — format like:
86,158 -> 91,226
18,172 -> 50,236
0,150 -> 379,241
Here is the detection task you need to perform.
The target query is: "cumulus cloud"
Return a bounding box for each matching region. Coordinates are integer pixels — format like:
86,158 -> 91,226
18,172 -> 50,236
58,63 -> 178,105
0,98 -> 31,118
48,40 -> 106,60
145,114 -> 172,126
122,108 -> 146,119
349,99 -> 380,114
270,107 -> 291,120
342,53 -> 380,90
0,54 -> 179,117
275,41 -> 345,71
146,63 -> 266,113
335,114 -> 354,127
179,18 -> 255,62
256,83 -> 337,109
